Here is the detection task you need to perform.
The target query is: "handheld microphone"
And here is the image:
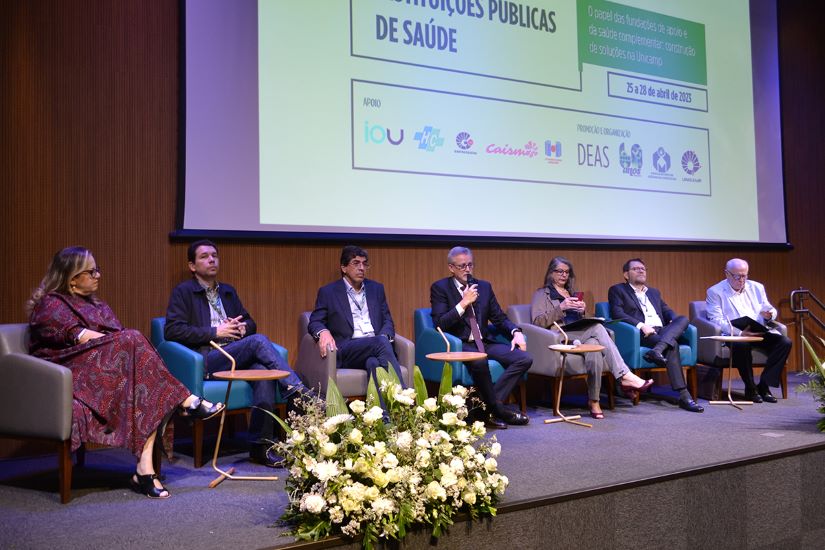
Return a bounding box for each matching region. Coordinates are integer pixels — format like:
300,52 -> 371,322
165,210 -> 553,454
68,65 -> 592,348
465,275 -> 478,316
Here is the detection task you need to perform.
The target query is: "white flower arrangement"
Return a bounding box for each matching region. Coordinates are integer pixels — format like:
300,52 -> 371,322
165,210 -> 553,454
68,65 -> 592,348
272,364 -> 507,549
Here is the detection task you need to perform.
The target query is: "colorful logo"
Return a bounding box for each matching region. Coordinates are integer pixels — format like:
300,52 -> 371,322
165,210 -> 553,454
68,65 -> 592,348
454,132 -> 477,155
681,150 -> 701,175
413,126 -> 445,152
486,141 -> 538,158
544,140 -> 562,164
619,143 -> 642,176
652,147 -> 671,173
363,122 -> 404,145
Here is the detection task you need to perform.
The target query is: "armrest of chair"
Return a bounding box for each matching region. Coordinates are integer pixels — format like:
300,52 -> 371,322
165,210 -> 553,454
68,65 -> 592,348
295,333 -> 336,394
606,321 -> 642,370
393,334 -> 415,386
680,324 -> 698,365
270,341 -> 289,363
157,341 -> 205,395
691,316 -> 722,365
0,353 -> 73,440
517,323 -> 564,377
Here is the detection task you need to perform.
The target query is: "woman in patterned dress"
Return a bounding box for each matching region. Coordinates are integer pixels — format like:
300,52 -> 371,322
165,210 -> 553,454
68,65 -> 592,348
27,246 -> 224,498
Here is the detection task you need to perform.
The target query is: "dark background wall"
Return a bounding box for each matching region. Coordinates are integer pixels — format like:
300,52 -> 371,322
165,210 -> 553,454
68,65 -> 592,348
2,0 -> 824,452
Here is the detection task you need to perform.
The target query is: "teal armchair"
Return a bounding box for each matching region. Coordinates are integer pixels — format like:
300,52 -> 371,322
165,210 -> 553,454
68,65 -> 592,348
150,317 -> 288,467
413,308 -> 526,413
594,302 -> 698,402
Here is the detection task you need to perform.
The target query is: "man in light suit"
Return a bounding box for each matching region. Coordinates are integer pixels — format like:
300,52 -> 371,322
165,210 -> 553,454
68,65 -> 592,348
608,258 -> 703,412
308,245 -> 405,391
430,246 -> 531,429
705,258 -> 791,403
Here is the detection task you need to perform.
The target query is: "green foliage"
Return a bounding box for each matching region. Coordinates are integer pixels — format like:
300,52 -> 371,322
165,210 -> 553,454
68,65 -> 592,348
325,378 -> 349,417
438,362 -> 453,399
798,335 -> 825,433
413,366 -> 428,405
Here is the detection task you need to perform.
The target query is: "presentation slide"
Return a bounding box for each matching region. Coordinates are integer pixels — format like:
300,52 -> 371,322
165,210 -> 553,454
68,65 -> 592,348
182,0 -> 786,244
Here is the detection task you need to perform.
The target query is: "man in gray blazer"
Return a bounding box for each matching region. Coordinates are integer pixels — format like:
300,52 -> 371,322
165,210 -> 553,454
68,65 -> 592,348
705,258 -> 791,403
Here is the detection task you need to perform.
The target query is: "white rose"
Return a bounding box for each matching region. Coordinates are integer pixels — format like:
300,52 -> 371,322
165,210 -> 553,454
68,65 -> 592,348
364,485 -> 380,501
454,428 -> 471,443
363,406 -> 384,424
423,397 -> 438,412
372,496 -> 396,515
440,470 -> 458,488
349,399 -> 366,414
415,406 -> 425,415
382,453 -> 399,469
320,442 -> 338,457
449,457 -> 465,475
416,437 -> 431,449
416,449 -> 431,468
393,386 -> 416,406
348,428 -> 363,445
425,480 -> 447,501
386,468 -> 402,483
290,431 -> 305,444
303,493 -> 326,514
462,489 -> 477,505
485,457 -> 498,472
490,442 -> 501,457
452,385 -> 469,397
372,470 -> 389,488
395,431 -> 413,450
322,414 -> 353,434
442,394 -> 465,408
471,421 -> 486,436
312,460 -> 341,482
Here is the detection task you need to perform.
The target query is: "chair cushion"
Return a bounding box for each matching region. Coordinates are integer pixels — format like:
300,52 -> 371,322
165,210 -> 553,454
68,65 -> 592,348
0,324 -> 29,356
202,380 -> 253,410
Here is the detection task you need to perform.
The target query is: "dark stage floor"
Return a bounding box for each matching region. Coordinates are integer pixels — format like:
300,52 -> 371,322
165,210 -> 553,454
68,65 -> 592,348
2,373 -> 824,549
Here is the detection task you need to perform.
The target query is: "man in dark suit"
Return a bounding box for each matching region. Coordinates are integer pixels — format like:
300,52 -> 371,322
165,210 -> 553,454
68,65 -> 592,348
430,246 -> 531,429
308,246 -> 405,391
165,239 -> 311,466
607,258 -> 703,413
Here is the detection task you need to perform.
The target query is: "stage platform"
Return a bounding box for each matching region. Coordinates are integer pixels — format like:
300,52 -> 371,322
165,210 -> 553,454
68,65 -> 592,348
2,374 -> 825,549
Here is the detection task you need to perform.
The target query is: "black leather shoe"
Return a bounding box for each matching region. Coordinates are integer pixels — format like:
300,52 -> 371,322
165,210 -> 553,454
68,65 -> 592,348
678,397 -> 704,413
483,415 -> 507,430
249,440 -> 284,468
497,409 -> 530,426
643,349 -> 668,368
744,389 -> 763,403
757,384 -> 778,403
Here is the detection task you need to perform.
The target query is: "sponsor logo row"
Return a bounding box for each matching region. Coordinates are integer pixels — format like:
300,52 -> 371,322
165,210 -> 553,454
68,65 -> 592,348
363,121 -> 703,179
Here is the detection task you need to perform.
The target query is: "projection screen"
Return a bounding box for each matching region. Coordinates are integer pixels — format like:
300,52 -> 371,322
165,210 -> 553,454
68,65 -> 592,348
180,0 -> 787,245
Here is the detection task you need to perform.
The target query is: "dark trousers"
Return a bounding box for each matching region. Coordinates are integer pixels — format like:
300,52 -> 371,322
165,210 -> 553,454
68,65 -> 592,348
462,340 -> 532,414
640,315 -> 689,391
205,334 -> 303,441
337,335 -> 406,390
730,331 -> 792,389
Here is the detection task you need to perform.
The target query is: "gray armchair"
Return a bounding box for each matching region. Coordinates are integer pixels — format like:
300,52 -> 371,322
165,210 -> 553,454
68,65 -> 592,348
689,301 -> 788,398
506,305 -> 615,411
295,312 -> 414,397
0,324 -> 74,503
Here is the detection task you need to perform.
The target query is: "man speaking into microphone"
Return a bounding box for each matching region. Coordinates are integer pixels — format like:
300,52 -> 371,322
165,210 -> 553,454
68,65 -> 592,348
430,246 -> 532,428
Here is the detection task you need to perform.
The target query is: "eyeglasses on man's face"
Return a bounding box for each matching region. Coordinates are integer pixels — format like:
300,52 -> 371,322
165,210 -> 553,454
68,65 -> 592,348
450,262 -> 474,271
348,260 -> 370,269
628,266 -> 646,272
725,270 -> 748,281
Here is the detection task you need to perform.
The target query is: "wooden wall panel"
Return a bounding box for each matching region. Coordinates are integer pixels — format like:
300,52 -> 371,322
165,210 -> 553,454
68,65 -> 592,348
2,0 -> 824,400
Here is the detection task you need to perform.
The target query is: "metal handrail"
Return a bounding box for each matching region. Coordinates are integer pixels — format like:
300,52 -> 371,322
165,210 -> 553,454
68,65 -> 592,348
790,288 -> 825,370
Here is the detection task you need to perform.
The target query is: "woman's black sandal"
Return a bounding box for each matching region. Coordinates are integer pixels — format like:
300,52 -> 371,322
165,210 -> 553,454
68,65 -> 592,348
130,472 -> 170,499
179,397 -> 224,420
